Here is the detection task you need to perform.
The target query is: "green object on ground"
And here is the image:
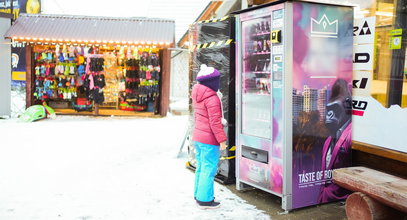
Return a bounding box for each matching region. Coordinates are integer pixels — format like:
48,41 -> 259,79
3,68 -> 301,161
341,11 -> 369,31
19,103 -> 56,122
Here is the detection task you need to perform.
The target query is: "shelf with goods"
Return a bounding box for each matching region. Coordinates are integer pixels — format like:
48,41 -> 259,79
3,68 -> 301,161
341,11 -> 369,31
100,52 -> 125,109
32,45 -> 85,109
240,15 -> 273,139
119,49 -> 160,112
31,45 -> 161,114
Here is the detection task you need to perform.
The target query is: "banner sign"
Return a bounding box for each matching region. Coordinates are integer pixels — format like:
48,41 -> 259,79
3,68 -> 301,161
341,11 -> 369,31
353,16 -> 376,44
353,44 -> 374,71
352,71 -> 371,97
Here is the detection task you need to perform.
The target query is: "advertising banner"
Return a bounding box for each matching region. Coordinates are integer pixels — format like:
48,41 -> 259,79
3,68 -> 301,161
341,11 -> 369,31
0,0 -> 41,83
291,2 -> 353,209
0,0 -> 41,17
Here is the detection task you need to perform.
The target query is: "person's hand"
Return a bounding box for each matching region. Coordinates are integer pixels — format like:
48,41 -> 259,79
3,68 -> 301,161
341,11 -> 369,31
220,142 -> 227,151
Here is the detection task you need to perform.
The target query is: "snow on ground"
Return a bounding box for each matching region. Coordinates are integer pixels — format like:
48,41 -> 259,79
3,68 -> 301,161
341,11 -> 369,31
0,115 -> 269,220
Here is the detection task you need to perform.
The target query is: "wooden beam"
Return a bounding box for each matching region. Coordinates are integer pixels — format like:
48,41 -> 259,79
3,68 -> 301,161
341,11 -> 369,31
25,46 -> 34,108
178,1 -> 223,48
55,108 -> 159,117
353,141 -> 407,163
0,12 -> 13,19
333,166 -> 407,213
159,49 -> 171,116
345,192 -> 406,220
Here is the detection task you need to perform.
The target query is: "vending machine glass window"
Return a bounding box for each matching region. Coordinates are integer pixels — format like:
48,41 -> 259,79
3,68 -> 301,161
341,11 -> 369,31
241,16 -> 272,139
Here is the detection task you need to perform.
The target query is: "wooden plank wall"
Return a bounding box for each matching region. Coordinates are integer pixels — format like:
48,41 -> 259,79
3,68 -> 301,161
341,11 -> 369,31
352,141 -> 407,178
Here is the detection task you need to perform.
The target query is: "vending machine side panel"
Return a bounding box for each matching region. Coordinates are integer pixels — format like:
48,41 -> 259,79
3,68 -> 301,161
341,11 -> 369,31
281,2 -> 293,211
290,1 -> 354,209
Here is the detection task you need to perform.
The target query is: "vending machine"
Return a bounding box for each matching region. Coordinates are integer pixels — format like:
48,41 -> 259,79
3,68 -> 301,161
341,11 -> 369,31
188,17 -> 236,184
234,1 -> 353,210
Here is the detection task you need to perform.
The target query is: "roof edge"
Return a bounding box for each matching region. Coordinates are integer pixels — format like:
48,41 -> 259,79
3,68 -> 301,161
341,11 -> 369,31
18,13 -> 175,23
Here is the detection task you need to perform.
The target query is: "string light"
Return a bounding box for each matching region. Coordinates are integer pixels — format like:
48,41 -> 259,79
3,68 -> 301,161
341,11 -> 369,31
11,37 -> 170,49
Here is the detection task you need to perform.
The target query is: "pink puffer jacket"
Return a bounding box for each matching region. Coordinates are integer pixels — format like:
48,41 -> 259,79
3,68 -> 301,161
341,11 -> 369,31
192,84 -> 227,146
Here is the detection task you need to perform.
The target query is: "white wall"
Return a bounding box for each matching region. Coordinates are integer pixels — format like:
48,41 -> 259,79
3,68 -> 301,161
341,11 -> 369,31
0,17 -> 11,117
170,50 -> 189,100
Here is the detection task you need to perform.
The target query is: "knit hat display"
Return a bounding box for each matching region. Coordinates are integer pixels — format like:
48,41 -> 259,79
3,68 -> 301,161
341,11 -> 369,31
197,64 -> 221,92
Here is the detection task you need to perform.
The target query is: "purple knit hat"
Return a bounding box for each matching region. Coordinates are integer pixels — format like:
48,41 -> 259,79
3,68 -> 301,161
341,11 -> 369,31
197,64 -> 221,91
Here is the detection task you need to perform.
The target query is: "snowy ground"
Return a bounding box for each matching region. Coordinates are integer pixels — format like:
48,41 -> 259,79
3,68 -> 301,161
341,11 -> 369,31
0,115 -> 269,220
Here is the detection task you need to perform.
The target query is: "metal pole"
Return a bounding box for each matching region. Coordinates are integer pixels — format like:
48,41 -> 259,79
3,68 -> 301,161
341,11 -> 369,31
386,0 -> 407,107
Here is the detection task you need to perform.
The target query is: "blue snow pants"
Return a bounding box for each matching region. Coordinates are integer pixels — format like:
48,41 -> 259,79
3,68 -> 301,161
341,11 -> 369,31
194,141 -> 220,202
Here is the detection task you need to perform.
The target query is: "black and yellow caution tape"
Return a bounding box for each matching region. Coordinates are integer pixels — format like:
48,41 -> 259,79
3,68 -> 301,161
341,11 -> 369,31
220,146 -> 236,160
220,155 -> 236,160
190,39 -> 234,51
186,145 -> 236,165
195,15 -> 230,24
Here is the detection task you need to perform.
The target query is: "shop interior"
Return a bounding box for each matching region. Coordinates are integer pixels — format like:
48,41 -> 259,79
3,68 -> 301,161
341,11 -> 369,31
31,44 -> 162,115
355,0 -> 407,107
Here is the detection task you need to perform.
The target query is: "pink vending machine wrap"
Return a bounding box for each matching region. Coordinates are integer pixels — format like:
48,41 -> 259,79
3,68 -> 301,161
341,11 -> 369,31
291,1 -> 353,209
235,0 -> 353,210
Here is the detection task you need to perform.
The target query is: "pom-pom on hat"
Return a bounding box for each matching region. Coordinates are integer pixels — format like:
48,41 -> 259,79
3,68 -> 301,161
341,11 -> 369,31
197,64 -> 221,91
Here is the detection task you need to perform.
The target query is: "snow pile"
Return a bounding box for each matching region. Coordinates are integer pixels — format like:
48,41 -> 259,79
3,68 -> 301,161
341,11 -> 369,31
0,115 -> 269,220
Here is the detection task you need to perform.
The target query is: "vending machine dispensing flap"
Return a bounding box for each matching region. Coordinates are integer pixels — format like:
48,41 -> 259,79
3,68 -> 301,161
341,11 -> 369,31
241,145 -> 269,164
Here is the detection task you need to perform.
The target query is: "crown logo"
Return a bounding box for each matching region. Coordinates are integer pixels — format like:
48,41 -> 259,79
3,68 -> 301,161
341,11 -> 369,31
310,14 -> 338,38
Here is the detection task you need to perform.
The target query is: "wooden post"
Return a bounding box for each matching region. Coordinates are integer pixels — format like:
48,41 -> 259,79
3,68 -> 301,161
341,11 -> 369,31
94,103 -> 99,115
159,49 -> 171,116
25,45 -> 34,108
346,192 -> 406,220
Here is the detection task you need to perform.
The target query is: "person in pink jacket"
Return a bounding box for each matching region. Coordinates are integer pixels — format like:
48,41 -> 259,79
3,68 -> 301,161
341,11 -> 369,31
192,64 -> 227,209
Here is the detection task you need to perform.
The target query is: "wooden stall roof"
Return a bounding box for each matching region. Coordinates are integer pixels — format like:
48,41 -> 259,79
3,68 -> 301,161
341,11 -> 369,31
4,13 -> 175,46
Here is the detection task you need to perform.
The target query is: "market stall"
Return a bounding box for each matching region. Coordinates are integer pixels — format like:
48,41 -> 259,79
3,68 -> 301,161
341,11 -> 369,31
4,14 -> 175,116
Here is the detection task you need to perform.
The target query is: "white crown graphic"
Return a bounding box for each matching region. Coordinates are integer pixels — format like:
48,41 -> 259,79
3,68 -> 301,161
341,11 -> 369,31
310,14 -> 338,38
